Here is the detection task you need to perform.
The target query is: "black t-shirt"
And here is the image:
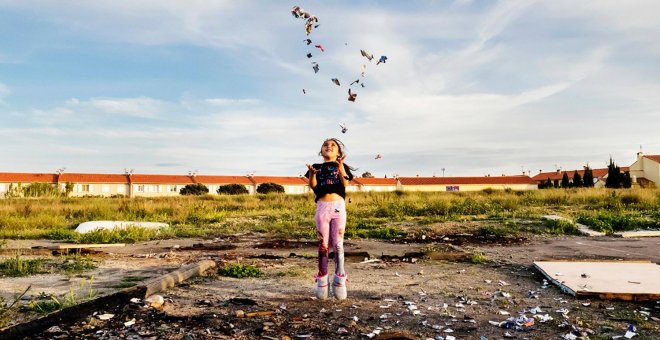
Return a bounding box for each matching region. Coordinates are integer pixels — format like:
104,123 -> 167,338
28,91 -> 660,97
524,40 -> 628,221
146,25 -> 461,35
305,161 -> 354,202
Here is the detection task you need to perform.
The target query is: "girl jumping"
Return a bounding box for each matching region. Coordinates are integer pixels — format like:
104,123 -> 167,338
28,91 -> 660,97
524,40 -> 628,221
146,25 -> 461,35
305,138 -> 355,300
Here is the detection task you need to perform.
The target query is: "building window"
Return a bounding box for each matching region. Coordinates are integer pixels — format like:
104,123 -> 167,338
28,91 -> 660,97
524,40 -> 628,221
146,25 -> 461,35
102,185 -> 110,193
118,186 -> 125,193
169,185 -> 178,192
0,183 -> 5,191
136,185 -> 145,192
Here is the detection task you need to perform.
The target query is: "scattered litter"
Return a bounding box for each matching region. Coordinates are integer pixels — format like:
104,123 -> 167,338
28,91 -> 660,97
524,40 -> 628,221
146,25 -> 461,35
534,314 -> 553,323
484,280 -> 492,284
337,327 -> 348,334
582,302 -> 591,307
624,324 -> 637,338
530,306 -> 543,314
498,280 -> 510,286
97,313 -> 114,320
361,258 -> 383,264
499,310 -> 510,315
124,318 -> 136,327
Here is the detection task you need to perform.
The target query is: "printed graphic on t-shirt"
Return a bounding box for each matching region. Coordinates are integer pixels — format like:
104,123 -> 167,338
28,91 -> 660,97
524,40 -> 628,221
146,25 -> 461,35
318,164 -> 340,186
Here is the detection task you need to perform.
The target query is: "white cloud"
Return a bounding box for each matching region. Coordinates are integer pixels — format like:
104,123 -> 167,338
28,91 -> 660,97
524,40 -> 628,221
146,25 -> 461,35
0,82 -> 10,98
205,98 -> 261,106
85,97 -> 166,118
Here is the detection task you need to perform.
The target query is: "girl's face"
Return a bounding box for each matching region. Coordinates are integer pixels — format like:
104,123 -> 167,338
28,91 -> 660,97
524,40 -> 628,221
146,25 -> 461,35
321,139 -> 341,161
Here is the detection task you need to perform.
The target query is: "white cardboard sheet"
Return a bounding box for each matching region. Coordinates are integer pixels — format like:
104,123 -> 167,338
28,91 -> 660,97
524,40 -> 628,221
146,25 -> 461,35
534,260 -> 660,298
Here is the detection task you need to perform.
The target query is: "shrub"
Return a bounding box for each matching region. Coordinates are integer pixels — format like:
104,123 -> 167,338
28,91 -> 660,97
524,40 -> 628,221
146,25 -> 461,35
180,183 -> 209,195
256,183 -> 285,194
217,184 -> 249,195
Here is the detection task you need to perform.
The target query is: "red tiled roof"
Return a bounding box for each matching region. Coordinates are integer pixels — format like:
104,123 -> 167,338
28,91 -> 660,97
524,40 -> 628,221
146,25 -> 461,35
59,173 -> 129,183
195,175 -> 253,185
644,155 -> 660,163
250,176 -> 308,185
130,174 -> 194,184
0,173 -> 57,183
352,178 -> 397,186
532,167 -> 629,182
398,176 -> 536,185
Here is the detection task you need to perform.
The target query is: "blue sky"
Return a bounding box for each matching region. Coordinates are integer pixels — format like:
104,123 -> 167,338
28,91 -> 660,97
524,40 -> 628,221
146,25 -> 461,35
1,0 -> 659,177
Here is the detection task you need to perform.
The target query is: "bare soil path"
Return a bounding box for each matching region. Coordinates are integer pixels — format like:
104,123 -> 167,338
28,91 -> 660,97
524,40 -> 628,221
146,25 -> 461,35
2,235 -> 659,339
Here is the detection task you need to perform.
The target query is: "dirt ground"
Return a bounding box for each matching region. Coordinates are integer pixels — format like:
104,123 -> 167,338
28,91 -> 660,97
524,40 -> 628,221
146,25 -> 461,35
1,232 -> 659,339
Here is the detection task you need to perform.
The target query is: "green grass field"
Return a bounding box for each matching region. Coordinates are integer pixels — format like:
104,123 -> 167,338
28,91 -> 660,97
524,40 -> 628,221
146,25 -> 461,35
0,188 -> 658,242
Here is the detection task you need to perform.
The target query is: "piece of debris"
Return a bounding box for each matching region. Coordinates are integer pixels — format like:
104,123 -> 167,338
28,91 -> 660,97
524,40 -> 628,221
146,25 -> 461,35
145,295 -> 164,309
534,260 -> 660,300
97,313 -> 114,320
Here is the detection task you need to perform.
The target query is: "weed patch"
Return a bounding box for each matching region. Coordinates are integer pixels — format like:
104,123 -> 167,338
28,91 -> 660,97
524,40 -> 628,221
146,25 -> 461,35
0,255 -> 47,277
542,219 -> 581,235
470,252 -> 489,264
219,263 -> 262,278
59,255 -> 97,275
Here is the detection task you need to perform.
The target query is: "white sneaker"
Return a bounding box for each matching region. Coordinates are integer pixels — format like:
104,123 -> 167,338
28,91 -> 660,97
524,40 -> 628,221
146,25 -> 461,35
315,273 -> 329,300
333,273 -> 347,300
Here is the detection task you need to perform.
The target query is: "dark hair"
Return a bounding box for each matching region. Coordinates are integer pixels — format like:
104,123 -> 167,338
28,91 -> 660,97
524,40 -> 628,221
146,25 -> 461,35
319,138 -> 357,171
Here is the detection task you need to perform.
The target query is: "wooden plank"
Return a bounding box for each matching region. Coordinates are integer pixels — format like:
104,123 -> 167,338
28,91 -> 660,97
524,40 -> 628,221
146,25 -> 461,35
142,259 -> 217,297
48,243 -> 126,249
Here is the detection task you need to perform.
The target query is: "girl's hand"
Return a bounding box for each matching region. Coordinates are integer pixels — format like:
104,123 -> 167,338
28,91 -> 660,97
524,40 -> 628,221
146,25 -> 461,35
336,156 -> 345,167
306,164 -> 319,175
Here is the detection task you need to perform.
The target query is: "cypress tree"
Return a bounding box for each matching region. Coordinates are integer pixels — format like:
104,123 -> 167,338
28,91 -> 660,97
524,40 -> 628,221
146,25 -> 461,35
605,157 -> 621,188
572,170 -> 583,188
621,171 -> 632,188
583,167 -> 594,187
561,171 -> 570,188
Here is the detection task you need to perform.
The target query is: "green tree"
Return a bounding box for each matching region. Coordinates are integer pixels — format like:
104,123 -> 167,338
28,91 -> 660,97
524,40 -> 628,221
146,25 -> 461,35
179,183 -> 209,195
605,157 -> 621,188
361,171 -> 374,178
64,182 -> 74,197
544,178 -> 552,189
561,171 -> 570,188
23,183 -> 60,197
621,171 -> 632,188
572,171 -> 583,188
256,182 -> 285,194
217,184 -> 249,195
583,167 -> 594,187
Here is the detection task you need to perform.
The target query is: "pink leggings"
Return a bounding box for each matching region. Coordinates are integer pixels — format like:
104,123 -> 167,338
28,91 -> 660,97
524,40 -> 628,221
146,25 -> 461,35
315,200 -> 346,276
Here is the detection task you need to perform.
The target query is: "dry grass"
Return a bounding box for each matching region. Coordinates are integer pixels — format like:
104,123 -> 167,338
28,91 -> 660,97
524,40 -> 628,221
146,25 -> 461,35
0,188 -> 657,241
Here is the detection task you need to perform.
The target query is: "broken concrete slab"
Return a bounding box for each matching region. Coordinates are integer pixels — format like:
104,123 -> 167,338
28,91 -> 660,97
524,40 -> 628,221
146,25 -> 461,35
614,230 -> 660,238
534,260 -> 660,301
